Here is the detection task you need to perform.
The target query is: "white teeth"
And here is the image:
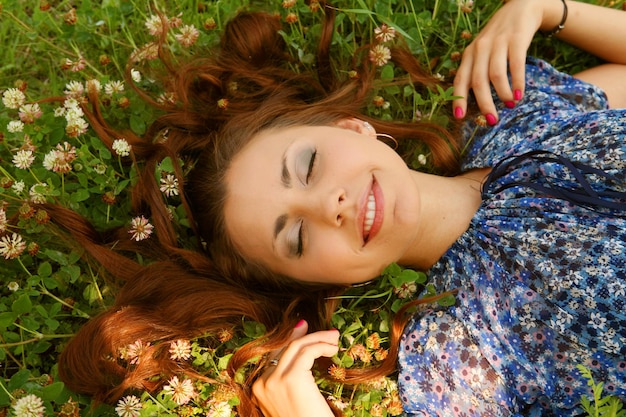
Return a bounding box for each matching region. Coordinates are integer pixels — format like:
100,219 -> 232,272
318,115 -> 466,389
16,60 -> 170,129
364,191 -> 376,236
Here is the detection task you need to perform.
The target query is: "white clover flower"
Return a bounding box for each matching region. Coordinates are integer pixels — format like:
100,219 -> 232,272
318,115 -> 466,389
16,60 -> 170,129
7,281 -> 19,292
206,401 -> 233,417
94,164 -> 107,175
13,149 -> 35,169
145,15 -> 166,36
115,395 -> 142,417
129,216 -> 154,241
159,174 -> 179,197
29,183 -> 49,204
7,120 -> 25,133
369,44 -> 391,67
18,103 -> 43,124
0,232 -> 26,260
65,117 -> 89,137
175,24 -> 200,47
169,339 -> 192,361
43,151 -> 59,171
0,208 -> 6,232
122,339 -> 150,364
53,106 -> 66,117
86,79 -> 102,95
112,138 -> 131,157
374,24 -> 396,43
64,80 -> 85,99
417,154 -> 428,165
63,98 -> 81,110
131,69 -> 142,83
64,105 -> 84,122
2,88 -> 26,109
162,376 -> 195,405
12,180 -> 26,194
104,80 -> 125,96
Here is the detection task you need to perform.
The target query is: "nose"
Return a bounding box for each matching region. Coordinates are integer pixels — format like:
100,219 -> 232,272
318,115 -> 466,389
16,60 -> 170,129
295,186 -> 347,227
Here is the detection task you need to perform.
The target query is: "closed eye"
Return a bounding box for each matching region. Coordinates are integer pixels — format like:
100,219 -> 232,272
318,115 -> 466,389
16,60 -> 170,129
306,149 -> 317,184
296,147 -> 317,185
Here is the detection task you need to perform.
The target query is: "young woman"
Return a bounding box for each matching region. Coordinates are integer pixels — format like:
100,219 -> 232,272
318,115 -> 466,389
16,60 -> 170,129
55,0 -> 626,416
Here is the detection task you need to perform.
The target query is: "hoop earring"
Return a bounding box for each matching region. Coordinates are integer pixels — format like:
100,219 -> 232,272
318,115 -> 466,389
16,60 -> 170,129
376,133 -> 398,149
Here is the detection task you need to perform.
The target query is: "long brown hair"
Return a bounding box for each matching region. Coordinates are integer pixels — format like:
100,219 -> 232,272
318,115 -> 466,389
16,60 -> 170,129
56,3 -> 462,415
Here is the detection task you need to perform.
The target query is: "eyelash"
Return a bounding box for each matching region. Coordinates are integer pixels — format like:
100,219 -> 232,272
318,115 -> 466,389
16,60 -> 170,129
305,149 -> 317,184
297,148 -> 317,257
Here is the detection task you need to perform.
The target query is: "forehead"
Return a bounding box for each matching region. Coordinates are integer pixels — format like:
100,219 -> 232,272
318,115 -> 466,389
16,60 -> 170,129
222,127 -> 292,262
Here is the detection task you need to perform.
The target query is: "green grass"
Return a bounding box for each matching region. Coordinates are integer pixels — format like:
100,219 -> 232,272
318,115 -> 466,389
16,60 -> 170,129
0,0 -> 624,416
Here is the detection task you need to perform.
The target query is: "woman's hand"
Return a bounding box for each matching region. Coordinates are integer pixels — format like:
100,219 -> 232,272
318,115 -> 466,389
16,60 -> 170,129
453,0 -> 626,120
452,0 -> 561,123
252,321 -> 339,417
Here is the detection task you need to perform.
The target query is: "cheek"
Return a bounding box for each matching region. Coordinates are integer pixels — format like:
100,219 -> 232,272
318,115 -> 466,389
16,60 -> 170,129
306,238 -> 387,284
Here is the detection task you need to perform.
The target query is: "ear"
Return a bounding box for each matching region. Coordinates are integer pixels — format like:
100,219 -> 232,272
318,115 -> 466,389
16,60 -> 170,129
333,118 -> 377,139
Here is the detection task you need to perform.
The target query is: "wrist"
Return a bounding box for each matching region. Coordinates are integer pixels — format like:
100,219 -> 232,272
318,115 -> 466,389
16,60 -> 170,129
540,0 -> 568,36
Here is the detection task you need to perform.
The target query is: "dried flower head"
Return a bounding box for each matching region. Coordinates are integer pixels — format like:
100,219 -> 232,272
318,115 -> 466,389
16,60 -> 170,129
328,364 -> 346,381
458,0 -> 474,13
204,17 -> 217,30
347,343 -> 372,363
64,7 -> 78,25
285,12 -> 298,24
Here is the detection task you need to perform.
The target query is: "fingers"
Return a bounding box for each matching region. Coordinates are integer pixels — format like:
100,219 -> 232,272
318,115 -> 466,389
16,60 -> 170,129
273,329 -> 339,375
253,325 -> 339,417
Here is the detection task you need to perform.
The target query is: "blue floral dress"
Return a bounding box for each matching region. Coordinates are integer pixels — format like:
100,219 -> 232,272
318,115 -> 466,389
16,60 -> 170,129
398,58 -> 626,417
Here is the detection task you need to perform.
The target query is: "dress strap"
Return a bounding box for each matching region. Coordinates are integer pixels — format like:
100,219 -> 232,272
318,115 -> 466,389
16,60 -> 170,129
482,150 -> 626,213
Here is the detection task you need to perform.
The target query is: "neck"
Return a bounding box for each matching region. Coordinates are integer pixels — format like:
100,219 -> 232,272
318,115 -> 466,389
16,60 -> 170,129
398,168 -> 491,270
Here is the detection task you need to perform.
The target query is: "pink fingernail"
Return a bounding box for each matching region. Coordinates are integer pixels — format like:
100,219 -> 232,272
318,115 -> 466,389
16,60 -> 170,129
485,113 -> 497,126
504,101 -> 515,109
295,319 -> 306,328
454,106 -> 464,119
514,89 -> 522,101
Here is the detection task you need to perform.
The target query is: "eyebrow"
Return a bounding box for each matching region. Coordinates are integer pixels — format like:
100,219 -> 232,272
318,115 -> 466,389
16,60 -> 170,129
273,152 -> 292,245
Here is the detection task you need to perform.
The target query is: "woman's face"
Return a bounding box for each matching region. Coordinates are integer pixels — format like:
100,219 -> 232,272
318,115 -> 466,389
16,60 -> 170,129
223,120 -> 423,284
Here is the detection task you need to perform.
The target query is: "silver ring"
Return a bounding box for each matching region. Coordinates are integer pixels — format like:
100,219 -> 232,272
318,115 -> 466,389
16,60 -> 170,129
363,121 -> 374,131
268,358 -> 279,366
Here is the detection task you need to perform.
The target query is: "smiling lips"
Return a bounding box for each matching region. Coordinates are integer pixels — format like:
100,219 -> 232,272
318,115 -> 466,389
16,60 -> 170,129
362,179 -> 383,244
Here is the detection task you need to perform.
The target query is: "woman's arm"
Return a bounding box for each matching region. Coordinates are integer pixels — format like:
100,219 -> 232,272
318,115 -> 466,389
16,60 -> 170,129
453,0 -> 626,120
252,322 -> 339,417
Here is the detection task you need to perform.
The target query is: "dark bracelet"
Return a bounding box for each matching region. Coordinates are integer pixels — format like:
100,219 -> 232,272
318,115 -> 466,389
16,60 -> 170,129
541,0 -> 568,38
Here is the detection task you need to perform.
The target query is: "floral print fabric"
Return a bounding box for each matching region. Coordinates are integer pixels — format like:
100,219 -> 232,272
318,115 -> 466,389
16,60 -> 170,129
398,58 -> 626,417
